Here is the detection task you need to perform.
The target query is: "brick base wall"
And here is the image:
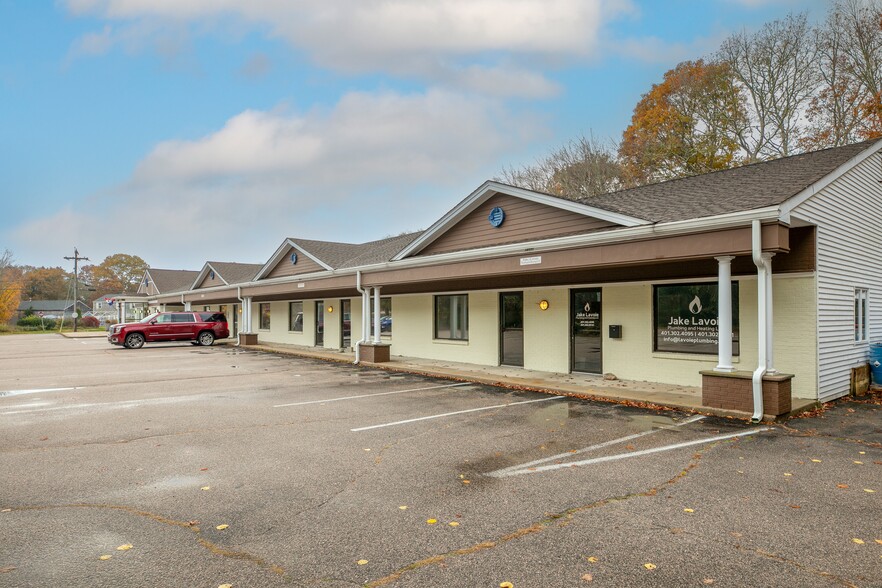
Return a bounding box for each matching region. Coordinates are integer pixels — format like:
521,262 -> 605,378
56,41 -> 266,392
701,371 -> 793,416
238,333 -> 258,345
360,343 -> 390,363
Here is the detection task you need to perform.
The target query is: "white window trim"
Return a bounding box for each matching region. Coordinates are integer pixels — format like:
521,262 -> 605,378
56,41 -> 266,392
855,288 -> 869,344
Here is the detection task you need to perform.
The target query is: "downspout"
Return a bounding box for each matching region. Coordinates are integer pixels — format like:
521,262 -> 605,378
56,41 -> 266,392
751,220 -> 767,423
236,286 -> 244,346
353,271 -> 368,364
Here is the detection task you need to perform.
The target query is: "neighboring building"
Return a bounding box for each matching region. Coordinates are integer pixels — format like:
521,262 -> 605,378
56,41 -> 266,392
16,300 -> 90,322
93,293 -> 149,323
144,139 -> 882,418
137,268 -> 200,312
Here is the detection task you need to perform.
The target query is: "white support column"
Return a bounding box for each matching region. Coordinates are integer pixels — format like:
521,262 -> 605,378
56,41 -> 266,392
373,287 -> 382,344
763,253 -> 776,374
715,256 -> 736,372
184,301 -> 192,311
243,297 -> 253,332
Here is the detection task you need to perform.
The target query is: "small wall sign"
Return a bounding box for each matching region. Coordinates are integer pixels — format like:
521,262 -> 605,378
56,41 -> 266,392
488,206 -> 505,228
520,256 -> 542,266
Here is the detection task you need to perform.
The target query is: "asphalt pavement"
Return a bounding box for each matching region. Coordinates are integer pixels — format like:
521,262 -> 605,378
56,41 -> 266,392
1,334 -> 880,587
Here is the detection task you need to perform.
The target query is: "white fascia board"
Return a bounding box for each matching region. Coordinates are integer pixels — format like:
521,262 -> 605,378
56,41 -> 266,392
253,239 -> 334,281
779,139 -> 882,217
392,181 -> 649,261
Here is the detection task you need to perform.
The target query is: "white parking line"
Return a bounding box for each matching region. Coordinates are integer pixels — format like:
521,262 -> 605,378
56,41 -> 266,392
0,387 -> 83,397
274,382 -> 472,408
0,395 -> 198,415
487,427 -> 772,477
487,414 -> 706,476
351,395 -> 565,432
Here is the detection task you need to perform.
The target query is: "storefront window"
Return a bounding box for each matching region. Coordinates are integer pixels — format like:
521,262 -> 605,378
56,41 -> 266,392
289,301 -> 303,332
259,303 -> 271,330
371,297 -> 392,336
435,294 -> 468,340
654,283 -> 739,355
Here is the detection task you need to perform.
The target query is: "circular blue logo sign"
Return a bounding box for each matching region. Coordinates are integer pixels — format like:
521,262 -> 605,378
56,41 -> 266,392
290,252 -> 298,265
488,206 -> 505,228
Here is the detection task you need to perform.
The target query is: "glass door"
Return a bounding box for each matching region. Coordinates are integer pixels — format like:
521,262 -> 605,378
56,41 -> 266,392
500,292 -> 524,366
571,288 -> 602,374
315,301 -> 324,346
341,299 -> 351,349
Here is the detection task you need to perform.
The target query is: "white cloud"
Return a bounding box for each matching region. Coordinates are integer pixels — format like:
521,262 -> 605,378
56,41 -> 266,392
63,0 -> 634,96
9,89 -> 544,268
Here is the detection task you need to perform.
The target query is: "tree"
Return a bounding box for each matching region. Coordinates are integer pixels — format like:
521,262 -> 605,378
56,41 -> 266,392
618,60 -> 745,185
20,267 -> 71,300
718,13 -> 819,161
498,134 -> 624,200
81,254 -> 149,299
0,250 -> 22,324
803,0 -> 882,149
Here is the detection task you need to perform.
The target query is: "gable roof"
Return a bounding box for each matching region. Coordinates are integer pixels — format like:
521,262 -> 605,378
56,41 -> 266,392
393,181 -> 648,260
192,261 -> 263,289
582,139 -> 882,223
144,268 -> 200,294
17,300 -> 90,312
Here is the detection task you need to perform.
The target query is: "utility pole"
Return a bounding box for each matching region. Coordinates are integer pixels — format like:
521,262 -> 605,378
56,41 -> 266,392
64,248 -> 89,332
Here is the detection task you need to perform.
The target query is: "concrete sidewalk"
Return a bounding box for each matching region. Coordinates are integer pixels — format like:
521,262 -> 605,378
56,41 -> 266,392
238,341 -> 817,421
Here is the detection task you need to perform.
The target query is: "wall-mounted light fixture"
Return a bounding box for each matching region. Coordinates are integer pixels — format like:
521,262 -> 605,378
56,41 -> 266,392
327,306 -> 334,313
538,299 -> 550,311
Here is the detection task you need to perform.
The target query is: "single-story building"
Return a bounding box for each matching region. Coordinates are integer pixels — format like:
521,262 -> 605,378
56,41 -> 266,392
15,299 -> 90,322
93,293 -> 149,323
145,139 -> 882,420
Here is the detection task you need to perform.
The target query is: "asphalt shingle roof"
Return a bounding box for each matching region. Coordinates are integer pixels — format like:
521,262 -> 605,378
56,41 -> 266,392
580,139 -> 880,223
147,269 -> 200,294
16,300 -> 89,312
207,262 -> 263,285
286,232 -> 423,270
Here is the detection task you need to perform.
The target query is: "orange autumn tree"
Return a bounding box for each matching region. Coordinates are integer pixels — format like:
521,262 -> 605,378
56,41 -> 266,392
0,250 -> 22,325
619,59 -> 746,186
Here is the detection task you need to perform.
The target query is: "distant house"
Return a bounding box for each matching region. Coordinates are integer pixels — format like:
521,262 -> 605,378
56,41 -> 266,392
136,268 -> 200,312
93,293 -> 148,323
16,300 -> 90,322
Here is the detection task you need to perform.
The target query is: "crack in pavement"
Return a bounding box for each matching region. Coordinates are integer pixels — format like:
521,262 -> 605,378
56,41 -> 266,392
777,424 -> 882,450
364,452 -> 705,587
732,543 -> 862,588
5,503 -> 291,580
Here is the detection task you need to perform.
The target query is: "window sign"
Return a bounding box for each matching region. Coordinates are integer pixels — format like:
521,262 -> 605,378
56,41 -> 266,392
654,283 -> 739,355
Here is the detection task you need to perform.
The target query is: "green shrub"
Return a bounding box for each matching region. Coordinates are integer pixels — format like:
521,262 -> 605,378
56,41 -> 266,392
17,315 -> 56,330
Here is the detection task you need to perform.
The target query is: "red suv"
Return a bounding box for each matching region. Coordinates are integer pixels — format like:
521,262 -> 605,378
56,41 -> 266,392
108,312 -> 229,349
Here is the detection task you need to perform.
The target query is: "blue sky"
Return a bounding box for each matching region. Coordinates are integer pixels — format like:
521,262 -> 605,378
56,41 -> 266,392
0,0 -> 827,270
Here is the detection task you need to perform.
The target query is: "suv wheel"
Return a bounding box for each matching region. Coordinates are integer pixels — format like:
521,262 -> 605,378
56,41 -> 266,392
198,331 -> 215,346
124,332 -> 145,349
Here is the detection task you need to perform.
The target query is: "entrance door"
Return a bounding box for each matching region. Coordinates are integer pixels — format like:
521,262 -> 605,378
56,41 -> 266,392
315,301 -> 324,346
571,288 -> 602,374
341,299 -> 351,349
231,304 -> 239,336
499,292 -> 524,366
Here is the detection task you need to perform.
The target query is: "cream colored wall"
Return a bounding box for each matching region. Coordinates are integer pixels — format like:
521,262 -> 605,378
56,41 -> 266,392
523,288 -> 569,373
253,300 -> 315,346
323,299 -> 342,349
771,276 -> 818,399
390,291 -> 498,365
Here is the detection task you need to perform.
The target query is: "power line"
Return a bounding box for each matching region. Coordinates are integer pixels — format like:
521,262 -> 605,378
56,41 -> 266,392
63,248 -> 89,332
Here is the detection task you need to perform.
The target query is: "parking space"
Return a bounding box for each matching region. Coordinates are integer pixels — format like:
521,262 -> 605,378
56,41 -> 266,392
1,335 -> 881,587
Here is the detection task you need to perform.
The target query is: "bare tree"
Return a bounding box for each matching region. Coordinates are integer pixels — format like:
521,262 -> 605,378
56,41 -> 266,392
498,134 -> 623,200
718,13 -> 819,161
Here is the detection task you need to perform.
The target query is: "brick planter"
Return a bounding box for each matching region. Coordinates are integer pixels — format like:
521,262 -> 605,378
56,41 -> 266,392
700,370 -> 793,416
238,333 -> 258,345
359,343 -> 390,363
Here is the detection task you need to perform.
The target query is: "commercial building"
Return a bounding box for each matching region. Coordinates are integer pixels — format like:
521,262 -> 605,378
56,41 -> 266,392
143,139 -> 882,419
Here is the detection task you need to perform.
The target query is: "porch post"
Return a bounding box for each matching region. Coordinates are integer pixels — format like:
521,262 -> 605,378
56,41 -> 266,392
373,287 -> 382,344
184,301 -> 192,311
715,256 -> 735,372
243,297 -> 253,332
764,253 -> 776,374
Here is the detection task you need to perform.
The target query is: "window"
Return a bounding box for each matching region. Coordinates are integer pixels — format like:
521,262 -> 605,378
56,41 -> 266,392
434,294 -> 468,340
289,301 -> 303,332
171,313 -> 196,323
199,313 -> 226,323
653,283 -> 739,355
855,288 -> 869,342
259,303 -> 271,330
370,297 -> 393,336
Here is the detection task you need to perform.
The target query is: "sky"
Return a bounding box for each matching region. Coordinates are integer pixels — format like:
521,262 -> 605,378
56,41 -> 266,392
0,0 -> 828,271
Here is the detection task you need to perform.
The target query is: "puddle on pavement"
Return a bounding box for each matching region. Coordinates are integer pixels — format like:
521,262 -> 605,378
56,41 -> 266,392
625,413 -> 696,432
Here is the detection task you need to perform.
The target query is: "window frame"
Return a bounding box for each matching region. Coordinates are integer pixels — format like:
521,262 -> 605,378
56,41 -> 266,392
259,303 -> 271,330
652,282 -> 740,356
289,301 -> 304,333
855,288 -> 869,343
370,296 -> 393,337
434,294 -> 469,341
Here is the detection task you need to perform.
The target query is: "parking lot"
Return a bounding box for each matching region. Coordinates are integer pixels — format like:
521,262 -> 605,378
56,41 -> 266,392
1,334 -> 881,587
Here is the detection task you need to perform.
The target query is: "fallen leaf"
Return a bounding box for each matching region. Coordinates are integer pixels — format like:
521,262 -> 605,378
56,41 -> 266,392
581,572 -> 593,582
811,459 -> 822,463
783,473 -> 793,477
859,451 -> 866,455
427,519 -> 437,525
853,538 -> 865,544
363,448 -> 371,451
730,532 -> 743,538
500,583 -> 514,588
875,539 -> 882,545
98,555 -> 112,561
116,544 -> 133,551
683,508 -> 695,513
462,480 -> 471,484
357,559 -> 369,565
703,579 -> 715,585
854,461 -> 864,465
0,566 -> 17,573
864,489 -> 876,493
788,505 -> 801,509
219,584 -> 233,588
586,556 -> 598,563
459,474 -> 465,479
448,521 -> 460,527
216,524 -> 229,530
186,520 -> 199,527
200,468 -> 208,471
837,484 -> 849,489
736,470 -> 744,474
39,436 -> 48,441
201,486 -> 211,491
399,506 -> 408,510
625,445 -> 636,451
1,509 -> 10,513
643,563 -> 657,570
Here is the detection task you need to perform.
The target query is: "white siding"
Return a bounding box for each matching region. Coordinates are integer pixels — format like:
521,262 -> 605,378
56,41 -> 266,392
792,151 -> 882,401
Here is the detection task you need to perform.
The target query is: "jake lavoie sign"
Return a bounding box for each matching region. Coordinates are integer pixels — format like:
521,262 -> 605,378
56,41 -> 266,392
654,282 -> 739,355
